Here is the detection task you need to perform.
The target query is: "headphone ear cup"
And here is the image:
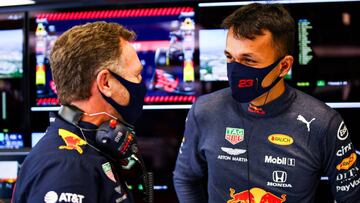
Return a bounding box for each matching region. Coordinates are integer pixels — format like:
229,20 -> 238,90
95,120 -> 137,160
95,123 -> 112,146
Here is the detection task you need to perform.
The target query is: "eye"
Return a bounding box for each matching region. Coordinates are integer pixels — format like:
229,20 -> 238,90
225,54 -> 234,62
243,58 -> 256,64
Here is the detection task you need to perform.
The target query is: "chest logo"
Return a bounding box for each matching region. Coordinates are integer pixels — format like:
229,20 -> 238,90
297,115 -> 315,132
227,187 -> 286,203
225,127 -> 244,145
268,134 -> 293,146
221,147 -> 246,156
58,129 -> 87,154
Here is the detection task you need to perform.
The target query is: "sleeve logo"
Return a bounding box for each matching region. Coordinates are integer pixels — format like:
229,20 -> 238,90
102,162 -> 116,182
337,121 -> 349,141
337,153 -> 357,171
58,129 -> 87,154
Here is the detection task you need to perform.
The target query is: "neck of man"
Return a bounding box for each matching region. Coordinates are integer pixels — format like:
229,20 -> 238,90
250,79 -> 286,107
71,98 -> 112,127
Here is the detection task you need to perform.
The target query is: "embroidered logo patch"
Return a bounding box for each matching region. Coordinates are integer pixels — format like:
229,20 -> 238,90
337,153 -> 357,171
102,162 -> 116,182
225,127 -> 244,145
268,134 -> 293,146
227,187 -> 286,203
58,129 -> 87,154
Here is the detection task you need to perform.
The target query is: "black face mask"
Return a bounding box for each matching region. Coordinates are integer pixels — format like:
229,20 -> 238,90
101,71 -> 147,125
227,57 -> 284,103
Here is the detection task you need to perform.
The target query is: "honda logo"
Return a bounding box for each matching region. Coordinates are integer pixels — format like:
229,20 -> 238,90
273,171 -> 287,183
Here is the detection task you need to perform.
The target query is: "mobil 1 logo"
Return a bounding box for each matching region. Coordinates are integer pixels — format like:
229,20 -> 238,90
264,155 -> 295,167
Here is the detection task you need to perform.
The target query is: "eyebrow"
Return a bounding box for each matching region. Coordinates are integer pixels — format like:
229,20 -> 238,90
224,50 -> 256,60
224,50 -> 231,56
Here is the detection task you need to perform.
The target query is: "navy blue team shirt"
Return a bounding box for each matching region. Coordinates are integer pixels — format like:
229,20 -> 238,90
174,85 -> 360,203
13,114 -> 133,203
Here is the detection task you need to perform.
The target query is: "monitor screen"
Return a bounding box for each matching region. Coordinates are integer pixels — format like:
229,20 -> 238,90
30,7 -> 199,111
199,29 -> 228,81
0,151 -> 28,201
0,13 -> 27,141
198,1 -> 360,105
0,29 -> 23,79
0,13 -> 24,79
0,131 -> 24,149
31,132 -> 45,147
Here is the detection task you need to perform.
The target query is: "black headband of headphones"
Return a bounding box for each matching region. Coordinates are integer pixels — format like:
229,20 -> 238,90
58,105 -> 84,126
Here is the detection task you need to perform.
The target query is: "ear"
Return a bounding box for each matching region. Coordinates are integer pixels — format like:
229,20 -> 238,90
96,69 -> 112,97
279,55 -> 294,77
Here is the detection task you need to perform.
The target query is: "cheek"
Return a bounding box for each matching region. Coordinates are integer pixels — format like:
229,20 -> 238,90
261,66 -> 281,88
113,82 -> 130,106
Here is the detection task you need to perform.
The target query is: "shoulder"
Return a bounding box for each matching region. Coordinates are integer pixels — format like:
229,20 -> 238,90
192,88 -> 235,117
23,128 -> 107,178
290,87 -> 338,118
289,86 -> 341,133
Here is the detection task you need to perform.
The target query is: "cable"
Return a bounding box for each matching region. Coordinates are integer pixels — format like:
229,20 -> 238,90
131,154 -> 154,203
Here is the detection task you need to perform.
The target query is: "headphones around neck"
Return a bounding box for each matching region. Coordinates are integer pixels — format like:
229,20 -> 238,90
58,105 -> 138,161
57,105 -> 153,203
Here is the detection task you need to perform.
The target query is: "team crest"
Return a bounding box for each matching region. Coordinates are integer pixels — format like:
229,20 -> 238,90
102,162 -> 116,182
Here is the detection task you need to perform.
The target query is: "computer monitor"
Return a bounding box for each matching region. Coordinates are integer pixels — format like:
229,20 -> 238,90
31,132 -> 45,148
0,13 -> 23,79
29,6 -> 199,111
0,12 -> 26,145
0,132 -> 24,149
0,151 -> 28,201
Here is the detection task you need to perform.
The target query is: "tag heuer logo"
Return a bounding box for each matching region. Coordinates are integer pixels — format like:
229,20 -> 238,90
225,127 -> 244,145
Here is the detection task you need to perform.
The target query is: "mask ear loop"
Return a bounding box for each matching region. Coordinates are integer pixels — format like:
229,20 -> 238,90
261,60 -> 285,106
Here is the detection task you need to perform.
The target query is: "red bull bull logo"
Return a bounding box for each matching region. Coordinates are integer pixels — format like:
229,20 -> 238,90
227,187 -> 286,203
58,129 -> 87,154
248,103 -> 266,115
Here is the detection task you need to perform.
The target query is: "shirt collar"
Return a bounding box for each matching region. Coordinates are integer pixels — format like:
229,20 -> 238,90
237,84 -> 296,118
49,112 -> 98,146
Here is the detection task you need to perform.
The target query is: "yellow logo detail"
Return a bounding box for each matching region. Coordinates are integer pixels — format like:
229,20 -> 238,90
228,187 -> 286,203
58,129 -> 87,154
337,153 -> 357,171
268,134 -> 293,146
